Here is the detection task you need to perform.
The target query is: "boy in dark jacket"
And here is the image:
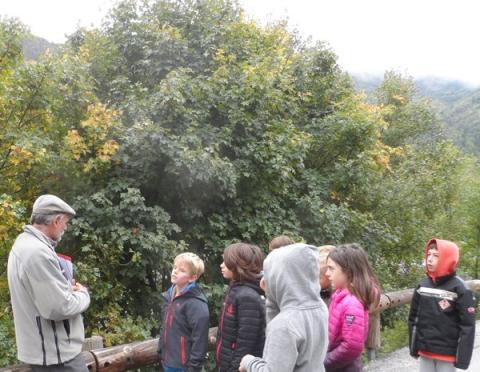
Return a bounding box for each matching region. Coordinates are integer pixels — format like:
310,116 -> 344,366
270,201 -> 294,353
159,253 -> 209,372
216,243 -> 266,372
408,239 -> 476,371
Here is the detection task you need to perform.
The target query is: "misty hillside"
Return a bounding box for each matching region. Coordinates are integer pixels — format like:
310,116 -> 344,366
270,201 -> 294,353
441,88 -> 480,154
353,74 -> 476,103
415,79 -> 480,155
353,74 -> 480,155
415,78 -> 476,106
22,35 -> 59,61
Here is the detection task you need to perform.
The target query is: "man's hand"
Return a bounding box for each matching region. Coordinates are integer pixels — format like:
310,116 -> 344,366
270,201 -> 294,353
72,280 -> 88,293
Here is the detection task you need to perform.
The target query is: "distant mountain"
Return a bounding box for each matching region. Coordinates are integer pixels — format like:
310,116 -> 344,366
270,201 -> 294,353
352,74 -> 476,102
22,35 -> 60,61
351,73 -> 384,95
352,73 -> 480,155
415,78 -> 476,106
415,78 -> 479,155
440,88 -> 480,154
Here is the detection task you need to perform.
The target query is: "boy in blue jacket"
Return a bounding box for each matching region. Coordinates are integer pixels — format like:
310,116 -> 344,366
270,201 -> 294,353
158,252 -> 209,372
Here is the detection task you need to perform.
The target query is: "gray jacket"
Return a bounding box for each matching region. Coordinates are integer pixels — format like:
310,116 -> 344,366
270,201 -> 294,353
242,243 -> 328,372
7,225 -> 90,365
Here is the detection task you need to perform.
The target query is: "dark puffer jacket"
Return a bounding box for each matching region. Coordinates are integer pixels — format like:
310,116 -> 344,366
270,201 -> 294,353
216,281 -> 266,372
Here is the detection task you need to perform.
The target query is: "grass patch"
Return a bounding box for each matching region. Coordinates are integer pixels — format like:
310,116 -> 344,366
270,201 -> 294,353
378,319 -> 409,356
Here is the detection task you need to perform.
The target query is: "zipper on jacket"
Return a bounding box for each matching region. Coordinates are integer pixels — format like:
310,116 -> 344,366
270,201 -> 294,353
35,316 -> 47,366
181,336 -> 186,365
456,336 -> 461,362
163,301 -> 174,364
216,299 -> 228,363
51,320 -> 62,364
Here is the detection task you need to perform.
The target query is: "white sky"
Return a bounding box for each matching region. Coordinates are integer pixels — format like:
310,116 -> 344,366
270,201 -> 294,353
2,0 -> 479,85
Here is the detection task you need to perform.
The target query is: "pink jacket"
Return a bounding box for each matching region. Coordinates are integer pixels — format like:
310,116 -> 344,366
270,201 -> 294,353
324,288 -> 368,372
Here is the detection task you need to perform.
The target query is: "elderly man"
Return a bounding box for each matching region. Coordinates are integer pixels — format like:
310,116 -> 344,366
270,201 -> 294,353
7,194 -> 90,371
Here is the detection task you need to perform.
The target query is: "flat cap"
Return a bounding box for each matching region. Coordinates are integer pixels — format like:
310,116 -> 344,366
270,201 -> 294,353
31,194 -> 76,216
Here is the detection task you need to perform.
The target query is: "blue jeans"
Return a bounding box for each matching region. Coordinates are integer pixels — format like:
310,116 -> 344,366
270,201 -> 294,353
163,366 -> 184,372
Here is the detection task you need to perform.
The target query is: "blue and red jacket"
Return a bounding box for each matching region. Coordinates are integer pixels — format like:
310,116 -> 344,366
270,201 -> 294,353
158,283 -> 209,372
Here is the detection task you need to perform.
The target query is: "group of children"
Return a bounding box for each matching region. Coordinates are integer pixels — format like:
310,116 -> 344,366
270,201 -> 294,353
157,237 -> 476,372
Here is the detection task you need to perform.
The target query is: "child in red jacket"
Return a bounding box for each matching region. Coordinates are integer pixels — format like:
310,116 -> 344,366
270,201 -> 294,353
324,243 -> 380,372
408,239 -> 476,371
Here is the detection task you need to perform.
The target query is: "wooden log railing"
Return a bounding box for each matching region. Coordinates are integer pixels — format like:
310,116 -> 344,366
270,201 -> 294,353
2,280 -> 479,372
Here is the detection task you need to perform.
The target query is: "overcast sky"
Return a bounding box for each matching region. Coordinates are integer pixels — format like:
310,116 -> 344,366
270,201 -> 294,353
2,0 -> 479,85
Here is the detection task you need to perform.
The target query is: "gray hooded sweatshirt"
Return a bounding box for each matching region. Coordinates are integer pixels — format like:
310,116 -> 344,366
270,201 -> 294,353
242,243 -> 328,372
7,225 -> 90,365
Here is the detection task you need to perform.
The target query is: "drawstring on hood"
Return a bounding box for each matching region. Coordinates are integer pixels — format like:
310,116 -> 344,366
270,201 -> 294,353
425,238 -> 459,282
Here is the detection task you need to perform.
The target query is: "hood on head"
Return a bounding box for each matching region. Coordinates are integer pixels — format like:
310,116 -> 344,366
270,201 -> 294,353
264,243 -> 321,310
425,238 -> 459,280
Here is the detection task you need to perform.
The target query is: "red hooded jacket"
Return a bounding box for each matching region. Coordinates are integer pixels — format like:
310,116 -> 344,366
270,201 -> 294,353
408,238 -> 476,369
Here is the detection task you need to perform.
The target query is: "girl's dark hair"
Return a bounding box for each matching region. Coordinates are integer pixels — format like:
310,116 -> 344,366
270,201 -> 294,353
328,243 -> 380,310
223,243 -> 264,282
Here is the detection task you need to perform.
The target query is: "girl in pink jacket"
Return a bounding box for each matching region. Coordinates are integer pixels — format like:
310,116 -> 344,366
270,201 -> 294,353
324,244 -> 380,372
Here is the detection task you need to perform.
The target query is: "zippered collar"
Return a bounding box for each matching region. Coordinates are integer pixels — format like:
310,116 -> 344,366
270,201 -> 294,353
230,279 -> 264,296
168,282 -> 196,299
428,272 -> 456,286
23,225 -> 57,252
331,288 -> 350,305
162,282 -> 207,303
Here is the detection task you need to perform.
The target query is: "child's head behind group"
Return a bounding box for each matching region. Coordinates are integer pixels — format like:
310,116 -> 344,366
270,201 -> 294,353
317,245 -> 335,290
268,235 -> 294,251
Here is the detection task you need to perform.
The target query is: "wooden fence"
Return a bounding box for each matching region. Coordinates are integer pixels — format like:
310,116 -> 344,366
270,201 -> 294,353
2,280 -> 479,372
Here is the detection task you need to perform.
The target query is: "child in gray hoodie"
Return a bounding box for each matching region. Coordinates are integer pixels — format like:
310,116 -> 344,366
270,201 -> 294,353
239,243 -> 328,372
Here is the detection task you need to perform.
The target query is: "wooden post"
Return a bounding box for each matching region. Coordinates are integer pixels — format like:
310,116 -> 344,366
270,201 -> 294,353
82,336 -> 104,351
208,326 -> 218,350
366,311 -> 381,361
89,339 -> 159,372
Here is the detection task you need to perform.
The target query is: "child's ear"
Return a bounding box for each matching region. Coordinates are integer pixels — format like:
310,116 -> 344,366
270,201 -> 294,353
189,274 -> 198,283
